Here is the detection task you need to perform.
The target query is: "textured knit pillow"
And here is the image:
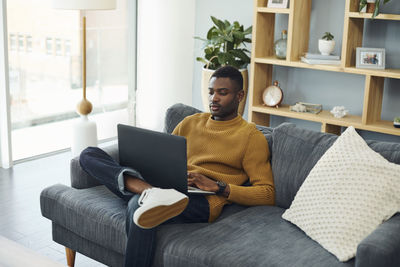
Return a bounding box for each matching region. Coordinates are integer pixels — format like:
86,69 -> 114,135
282,126 -> 400,262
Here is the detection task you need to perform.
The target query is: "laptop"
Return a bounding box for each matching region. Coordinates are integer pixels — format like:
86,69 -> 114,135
117,124 -> 215,195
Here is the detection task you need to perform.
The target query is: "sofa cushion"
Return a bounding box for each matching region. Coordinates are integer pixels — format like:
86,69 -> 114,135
41,183 -> 247,264
271,123 -> 400,209
282,126 -> 400,261
162,205 -> 354,267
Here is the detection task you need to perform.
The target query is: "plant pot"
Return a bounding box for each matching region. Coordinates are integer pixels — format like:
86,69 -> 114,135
394,117 -> 400,128
318,39 -> 335,56
366,2 -> 376,13
366,0 -> 376,13
200,68 -> 249,116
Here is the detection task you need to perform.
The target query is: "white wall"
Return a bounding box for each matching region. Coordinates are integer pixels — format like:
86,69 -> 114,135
136,0 -> 195,131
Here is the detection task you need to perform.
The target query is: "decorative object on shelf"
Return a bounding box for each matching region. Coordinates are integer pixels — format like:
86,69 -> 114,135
303,53 -> 340,60
262,81 -> 283,108
294,102 -> 322,114
274,30 -> 287,59
318,32 -> 335,56
301,52 -> 341,65
52,0 -> 116,157
267,0 -> 289,8
301,57 -> 341,65
330,106 -> 349,118
356,47 -> 385,70
290,103 -> 307,112
394,117 -> 400,128
359,0 -> 392,18
195,16 -> 252,115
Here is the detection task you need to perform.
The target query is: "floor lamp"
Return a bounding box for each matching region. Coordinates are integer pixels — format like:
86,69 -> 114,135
52,0 -> 116,157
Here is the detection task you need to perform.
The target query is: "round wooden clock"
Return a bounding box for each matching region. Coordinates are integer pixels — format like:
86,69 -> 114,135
262,80 -> 283,108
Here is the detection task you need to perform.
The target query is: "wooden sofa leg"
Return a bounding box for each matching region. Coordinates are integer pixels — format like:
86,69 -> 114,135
65,247 -> 76,267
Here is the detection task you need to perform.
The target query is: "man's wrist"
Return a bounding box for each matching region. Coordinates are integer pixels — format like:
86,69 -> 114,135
216,181 -> 230,197
222,184 -> 230,198
216,180 -> 226,194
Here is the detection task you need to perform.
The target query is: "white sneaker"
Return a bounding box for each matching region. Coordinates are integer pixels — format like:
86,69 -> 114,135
133,188 -> 189,229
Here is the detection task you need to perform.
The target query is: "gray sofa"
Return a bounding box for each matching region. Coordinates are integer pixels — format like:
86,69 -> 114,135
40,103 -> 400,267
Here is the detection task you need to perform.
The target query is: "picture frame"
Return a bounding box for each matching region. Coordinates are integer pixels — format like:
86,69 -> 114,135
267,0 -> 289,8
356,47 -> 385,70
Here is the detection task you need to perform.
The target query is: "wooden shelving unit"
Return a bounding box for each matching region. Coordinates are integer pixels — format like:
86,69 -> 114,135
248,0 -> 400,136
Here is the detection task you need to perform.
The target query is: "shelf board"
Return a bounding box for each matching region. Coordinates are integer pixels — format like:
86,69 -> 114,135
254,57 -> 343,72
348,12 -> 400,21
257,7 -> 290,14
253,57 -> 400,79
251,104 -> 400,136
344,67 -> 400,79
252,104 -> 361,125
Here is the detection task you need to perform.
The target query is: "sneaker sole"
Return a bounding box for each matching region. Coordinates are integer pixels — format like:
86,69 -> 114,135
137,197 -> 189,229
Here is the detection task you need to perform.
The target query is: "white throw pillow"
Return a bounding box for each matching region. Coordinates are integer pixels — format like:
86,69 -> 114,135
282,126 -> 400,262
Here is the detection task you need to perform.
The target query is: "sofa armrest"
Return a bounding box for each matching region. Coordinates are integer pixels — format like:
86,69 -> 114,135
355,213 -> 400,267
70,144 -> 119,189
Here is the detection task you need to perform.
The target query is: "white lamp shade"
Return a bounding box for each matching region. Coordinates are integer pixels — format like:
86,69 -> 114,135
53,0 -> 116,10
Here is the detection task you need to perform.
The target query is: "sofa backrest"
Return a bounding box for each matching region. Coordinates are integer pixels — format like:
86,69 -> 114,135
271,123 -> 400,209
164,103 -> 202,133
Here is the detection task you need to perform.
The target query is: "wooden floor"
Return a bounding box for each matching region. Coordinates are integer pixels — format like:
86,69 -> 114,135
0,151 -> 106,267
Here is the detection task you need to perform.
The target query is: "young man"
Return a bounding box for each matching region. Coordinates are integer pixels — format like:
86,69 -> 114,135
80,65 -> 275,267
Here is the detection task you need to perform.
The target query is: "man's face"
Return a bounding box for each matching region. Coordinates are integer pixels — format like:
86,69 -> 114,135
208,77 -> 243,121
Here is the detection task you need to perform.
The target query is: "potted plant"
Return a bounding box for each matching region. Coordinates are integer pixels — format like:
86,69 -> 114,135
195,16 -> 252,115
359,0 -> 392,18
318,32 -> 335,56
394,117 -> 400,128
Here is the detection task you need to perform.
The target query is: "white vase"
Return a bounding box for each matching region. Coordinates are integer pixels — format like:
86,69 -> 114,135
200,68 -> 248,115
318,39 -> 335,56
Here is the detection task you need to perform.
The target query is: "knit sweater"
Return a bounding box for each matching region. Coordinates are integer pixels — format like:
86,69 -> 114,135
172,113 -> 275,222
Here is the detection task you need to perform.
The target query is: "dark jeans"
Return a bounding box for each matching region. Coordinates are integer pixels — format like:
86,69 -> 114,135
79,147 -> 210,267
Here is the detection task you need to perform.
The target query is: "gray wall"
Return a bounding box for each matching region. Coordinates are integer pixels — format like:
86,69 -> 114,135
193,0 -> 400,143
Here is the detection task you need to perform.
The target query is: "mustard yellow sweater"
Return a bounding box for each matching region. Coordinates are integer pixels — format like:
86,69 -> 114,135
172,113 -> 275,222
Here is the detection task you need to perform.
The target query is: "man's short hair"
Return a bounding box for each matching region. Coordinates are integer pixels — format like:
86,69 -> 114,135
211,66 -> 243,91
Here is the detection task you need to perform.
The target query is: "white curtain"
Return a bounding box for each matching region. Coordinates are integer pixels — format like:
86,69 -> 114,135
136,0 -> 195,131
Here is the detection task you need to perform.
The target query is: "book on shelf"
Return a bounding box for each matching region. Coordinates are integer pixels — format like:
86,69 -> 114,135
303,52 -> 340,60
300,57 -> 341,65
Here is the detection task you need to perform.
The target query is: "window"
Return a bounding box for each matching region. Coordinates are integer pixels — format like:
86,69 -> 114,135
55,38 -> 62,56
64,39 -> 71,56
17,34 -> 24,51
46,37 -> 53,55
9,33 -> 16,50
26,35 -> 32,52
5,0 -> 134,160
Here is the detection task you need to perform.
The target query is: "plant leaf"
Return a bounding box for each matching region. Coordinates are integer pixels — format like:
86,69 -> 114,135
196,57 -> 208,66
230,49 -> 251,63
211,16 -> 226,31
373,0 -> 380,18
243,26 -> 253,35
196,16 -> 253,68
194,36 -> 208,42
